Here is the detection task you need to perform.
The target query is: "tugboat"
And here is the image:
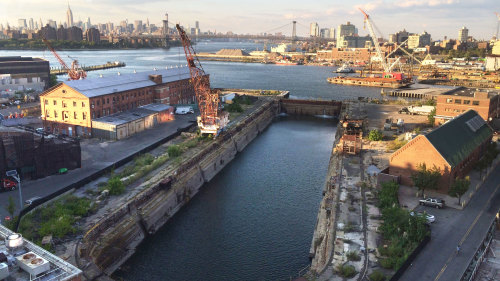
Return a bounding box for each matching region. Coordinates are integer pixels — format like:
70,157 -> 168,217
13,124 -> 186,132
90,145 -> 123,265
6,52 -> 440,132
335,63 -> 355,73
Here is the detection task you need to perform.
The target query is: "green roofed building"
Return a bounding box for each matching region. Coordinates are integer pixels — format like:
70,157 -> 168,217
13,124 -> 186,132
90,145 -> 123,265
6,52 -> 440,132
389,110 -> 493,192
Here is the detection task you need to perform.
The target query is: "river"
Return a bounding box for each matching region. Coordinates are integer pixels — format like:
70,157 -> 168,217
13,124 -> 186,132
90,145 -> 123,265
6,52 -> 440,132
0,41 -> 381,100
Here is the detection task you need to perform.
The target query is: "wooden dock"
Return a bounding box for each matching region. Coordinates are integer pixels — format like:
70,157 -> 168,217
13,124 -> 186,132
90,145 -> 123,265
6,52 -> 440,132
51,61 -> 126,75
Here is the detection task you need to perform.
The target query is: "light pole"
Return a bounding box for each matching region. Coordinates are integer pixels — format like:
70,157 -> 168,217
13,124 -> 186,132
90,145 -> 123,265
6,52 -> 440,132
6,170 -> 22,209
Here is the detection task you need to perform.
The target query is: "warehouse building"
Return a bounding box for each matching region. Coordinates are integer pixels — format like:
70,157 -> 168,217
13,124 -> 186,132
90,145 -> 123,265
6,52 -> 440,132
40,67 -> 199,137
0,56 -> 50,92
388,110 -> 493,192
92,103 -> 173,140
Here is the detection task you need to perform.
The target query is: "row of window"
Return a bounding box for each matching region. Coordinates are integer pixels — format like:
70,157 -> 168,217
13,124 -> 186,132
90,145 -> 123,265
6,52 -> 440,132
46,110 -> 87,120
91,90 -> 152,107
443,108 -> 467,113
445,98 -> 480,106
45,99 -> 86,108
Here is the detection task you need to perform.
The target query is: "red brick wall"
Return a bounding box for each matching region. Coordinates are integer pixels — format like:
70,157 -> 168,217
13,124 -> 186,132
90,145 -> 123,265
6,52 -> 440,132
389,135 -> 452,192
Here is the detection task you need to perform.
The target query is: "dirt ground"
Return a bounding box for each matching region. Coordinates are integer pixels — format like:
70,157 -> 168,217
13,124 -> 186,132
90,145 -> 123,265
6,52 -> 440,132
363,103 -> 429,132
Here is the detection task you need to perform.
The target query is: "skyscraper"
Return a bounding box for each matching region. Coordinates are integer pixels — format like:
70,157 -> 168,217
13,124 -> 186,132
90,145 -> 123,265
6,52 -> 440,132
29,18 -> 34,30
134,20 -> 143,33
310,22 -> 319,37
162,12 -> 169,36
66,3 -> 74,27
458,26 -> 468,42
18,19 -> 27,29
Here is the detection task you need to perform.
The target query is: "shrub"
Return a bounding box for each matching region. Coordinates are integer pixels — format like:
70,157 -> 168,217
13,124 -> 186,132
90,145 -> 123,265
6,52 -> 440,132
368,129 -> 383,141
338,264 -> 357,278
346,251 -> 361,261
387,139 -> 407,151
167,145 -> 182,157
226,102 -> 243,113
379,258 -> 393,269
369,270 -> 386,281
107,176 -> 125,195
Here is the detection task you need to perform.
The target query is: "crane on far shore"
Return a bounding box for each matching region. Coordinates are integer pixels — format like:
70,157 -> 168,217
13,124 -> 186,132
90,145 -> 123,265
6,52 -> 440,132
42,38 -> 87,80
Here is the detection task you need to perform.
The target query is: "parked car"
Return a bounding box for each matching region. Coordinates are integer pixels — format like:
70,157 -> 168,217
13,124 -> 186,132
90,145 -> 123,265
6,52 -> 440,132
419,198 -> 445,209
1,178 -> 17,191
175,106 -> 194,115
35,128 -> 44,134
25,196 -> 42,205
410,211 -> 435,223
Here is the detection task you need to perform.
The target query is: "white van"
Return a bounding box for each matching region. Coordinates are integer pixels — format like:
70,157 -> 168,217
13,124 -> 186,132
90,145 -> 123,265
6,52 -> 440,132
175,106 -> 194,115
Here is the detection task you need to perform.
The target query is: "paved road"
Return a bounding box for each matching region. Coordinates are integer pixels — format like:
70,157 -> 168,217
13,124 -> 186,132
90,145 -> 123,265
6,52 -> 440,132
400,164 -> 500,281
0,114 -> 195,219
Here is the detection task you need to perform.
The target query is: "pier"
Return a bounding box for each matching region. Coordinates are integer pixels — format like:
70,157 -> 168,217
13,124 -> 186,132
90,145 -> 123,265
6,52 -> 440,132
50,61 -> 126,75
381,87 -> 458,99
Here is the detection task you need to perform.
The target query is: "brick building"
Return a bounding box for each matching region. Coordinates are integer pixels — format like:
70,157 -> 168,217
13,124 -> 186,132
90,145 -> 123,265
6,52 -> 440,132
0,56 -> 50,91
316,48 -> 373,62
40,67 -> 198,137
388,110 -> 493,192
435,88 -> 500,125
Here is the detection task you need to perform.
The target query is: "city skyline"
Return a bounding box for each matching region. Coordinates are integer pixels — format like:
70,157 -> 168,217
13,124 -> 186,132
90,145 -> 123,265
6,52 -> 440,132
0,0 -> 499,40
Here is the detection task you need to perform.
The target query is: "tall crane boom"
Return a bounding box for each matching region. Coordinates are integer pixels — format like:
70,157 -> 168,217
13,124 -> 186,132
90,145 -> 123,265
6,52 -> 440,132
42,38 -> 86,80
176,24 -> 228,135
496,12 -> 500,39
359,8 -> 389,73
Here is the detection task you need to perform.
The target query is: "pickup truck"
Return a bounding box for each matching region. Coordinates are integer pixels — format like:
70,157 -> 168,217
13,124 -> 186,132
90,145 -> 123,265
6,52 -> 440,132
419,198 -> 445,209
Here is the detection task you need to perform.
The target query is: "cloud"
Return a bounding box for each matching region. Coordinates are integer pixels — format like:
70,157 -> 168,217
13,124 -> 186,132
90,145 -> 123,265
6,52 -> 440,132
395,0 -> 459,8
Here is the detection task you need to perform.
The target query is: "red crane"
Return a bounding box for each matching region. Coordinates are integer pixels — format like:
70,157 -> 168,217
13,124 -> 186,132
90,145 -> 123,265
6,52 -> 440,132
176,24 -> 228,135
42,38 -> 87,80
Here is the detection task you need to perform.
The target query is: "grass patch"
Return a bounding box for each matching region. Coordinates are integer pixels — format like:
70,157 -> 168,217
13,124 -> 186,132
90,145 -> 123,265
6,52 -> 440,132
13,195 -> 92,242
369,270 -> 387,281
387,139 -> 408,151
346,251 -> 361,261
336,264 -> 357,278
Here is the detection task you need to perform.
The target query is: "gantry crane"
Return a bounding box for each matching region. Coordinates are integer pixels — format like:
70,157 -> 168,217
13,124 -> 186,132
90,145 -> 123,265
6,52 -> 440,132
42,38 -> 87,80
176,24 -> 228,135
359,8 -> 389,73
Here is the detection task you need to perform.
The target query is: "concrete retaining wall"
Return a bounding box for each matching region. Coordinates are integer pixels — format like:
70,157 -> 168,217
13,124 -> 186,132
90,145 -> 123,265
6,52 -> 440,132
78,99 -> 277,278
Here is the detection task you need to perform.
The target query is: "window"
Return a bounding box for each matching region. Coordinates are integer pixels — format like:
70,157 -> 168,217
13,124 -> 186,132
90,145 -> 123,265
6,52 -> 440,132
74,112 -> 77,119
102,98 -> 105,104
454,99 -> 461,104
53,100 -> 57,105
91,102 -> 94,108
97,100 -> 100,106
92,112 -> 95,119
44,100 -> 48,105
103,109 -> 106,116
107,109 -> 110,115
82,102 -> 85,107
63,112 -> 69,120
473,101 -> 480,105
463,100 -> 471,105
83,112 -> 87,120
54,110 -> 58,118
73,101 -> 76,107
107,98 -> 109,104
45,110 -> 49,117
122,95 -> 124,101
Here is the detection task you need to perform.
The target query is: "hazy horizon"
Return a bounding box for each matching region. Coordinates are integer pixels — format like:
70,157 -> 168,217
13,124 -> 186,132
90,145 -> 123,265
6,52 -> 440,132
1,0 -> 498,40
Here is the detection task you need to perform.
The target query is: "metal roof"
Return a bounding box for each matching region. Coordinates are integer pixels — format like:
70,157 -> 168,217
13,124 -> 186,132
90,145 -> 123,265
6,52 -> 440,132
140,103 -> 172,112
425,110 -> 493,168
65,67 -> 192,98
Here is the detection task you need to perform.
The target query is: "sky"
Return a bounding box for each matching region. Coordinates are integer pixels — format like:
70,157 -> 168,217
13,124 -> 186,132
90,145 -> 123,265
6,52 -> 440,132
1,0 -> 498,40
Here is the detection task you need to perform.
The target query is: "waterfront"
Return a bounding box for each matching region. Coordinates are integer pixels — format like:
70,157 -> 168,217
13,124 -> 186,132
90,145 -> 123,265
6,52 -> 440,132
115,116 -> 336,281
0,42 -> 380,100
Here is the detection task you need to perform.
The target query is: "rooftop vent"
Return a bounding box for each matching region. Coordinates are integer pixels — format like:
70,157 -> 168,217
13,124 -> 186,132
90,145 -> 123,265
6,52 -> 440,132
466,115 -> 486,132
133,69 -> 137,73
153,67 -> 157,71
117,72 -> 121,76
99,74 -> 103,78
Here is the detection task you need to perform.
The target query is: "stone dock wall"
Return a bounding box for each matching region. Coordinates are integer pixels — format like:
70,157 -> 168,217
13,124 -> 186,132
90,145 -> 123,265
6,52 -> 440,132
78,99 -> 277,279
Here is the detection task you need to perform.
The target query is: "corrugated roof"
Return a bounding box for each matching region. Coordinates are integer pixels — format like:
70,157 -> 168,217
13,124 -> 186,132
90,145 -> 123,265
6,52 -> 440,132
65,67 -> 192,98
92,104 -> 171,126
140,103 -> 172,112
425,110 -> 493,168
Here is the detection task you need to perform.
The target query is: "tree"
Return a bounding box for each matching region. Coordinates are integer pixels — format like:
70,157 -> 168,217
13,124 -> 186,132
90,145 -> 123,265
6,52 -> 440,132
427,108 -> 436,126
368,129 -> 383,141
7,196 -> 15,217
448,176 -> 470,205
49,74 -> 59,87
410,163 -> 441,197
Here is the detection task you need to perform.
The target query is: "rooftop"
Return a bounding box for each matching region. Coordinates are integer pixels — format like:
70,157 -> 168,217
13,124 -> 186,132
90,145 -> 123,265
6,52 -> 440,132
92,104 -> 172,126
0,224 -> 81,281
425,110 -> 493,168
64,67 -> 192,98
443,87 -> 499,99
0,57 -> 46,63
